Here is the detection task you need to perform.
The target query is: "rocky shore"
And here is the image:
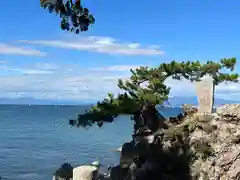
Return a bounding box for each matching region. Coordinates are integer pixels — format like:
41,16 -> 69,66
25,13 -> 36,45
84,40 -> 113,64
53,104 -> 240,180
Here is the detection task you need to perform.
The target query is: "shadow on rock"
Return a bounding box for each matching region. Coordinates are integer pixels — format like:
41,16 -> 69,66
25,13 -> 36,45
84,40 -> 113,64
114,129 -> 192,180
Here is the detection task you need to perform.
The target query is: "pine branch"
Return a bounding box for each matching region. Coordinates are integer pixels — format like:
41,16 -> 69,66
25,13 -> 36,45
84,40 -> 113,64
74,58 -> 239,128
40,0 -> 95,33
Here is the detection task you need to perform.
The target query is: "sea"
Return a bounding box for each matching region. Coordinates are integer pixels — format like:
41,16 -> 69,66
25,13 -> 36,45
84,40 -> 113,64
0,105 -> 182,180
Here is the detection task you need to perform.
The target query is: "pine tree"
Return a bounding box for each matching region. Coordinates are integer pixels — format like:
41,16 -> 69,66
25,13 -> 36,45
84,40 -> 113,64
75,58 -> 238,127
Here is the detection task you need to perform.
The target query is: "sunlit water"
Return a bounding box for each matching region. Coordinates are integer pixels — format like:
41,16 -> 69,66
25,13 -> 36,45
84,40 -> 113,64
0,105 -> 182,180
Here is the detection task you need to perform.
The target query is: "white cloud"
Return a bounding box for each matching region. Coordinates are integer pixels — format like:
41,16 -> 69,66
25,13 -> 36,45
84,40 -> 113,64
0,43 -> 47,56
19,36 -> 164,56
0,74 -> 124,100
5,68 -> 53,75
0,63 -> 130,100
0,63 -> 53,75
34,62 -> 59,70
90,65 -> 145,72
0,62 -> 239,101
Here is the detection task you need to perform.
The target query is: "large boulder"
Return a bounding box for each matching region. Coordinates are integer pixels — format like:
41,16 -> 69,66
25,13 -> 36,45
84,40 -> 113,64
73,165 -> 98,180
120,142 -> 135,168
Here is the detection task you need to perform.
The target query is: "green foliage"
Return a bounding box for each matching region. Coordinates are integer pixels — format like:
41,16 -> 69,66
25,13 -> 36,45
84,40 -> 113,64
76,58 -> 238,127
41,0 -> 95,33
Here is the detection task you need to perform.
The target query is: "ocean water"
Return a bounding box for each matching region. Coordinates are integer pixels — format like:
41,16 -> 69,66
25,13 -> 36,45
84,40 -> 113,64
0,105 -> 182,180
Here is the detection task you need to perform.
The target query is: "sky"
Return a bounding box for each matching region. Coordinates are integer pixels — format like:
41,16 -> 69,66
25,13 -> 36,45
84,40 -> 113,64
0,0 -> 240,102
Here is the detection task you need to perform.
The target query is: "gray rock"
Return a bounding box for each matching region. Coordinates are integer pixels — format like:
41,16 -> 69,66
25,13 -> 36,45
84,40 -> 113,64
52,176 -> 72,180
120,142 -> 135,168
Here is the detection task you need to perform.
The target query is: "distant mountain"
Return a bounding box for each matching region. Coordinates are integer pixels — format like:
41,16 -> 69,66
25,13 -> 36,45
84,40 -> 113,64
0,97 -> 86,105
0,96 -> 238,106
168,96 -> 238,106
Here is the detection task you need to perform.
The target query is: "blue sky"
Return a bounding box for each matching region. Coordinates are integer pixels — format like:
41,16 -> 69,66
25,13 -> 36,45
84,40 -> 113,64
0,0 -> 240,102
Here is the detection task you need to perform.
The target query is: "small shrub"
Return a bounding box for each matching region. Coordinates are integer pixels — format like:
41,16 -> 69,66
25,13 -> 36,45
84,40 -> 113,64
197,123 -> 217,134
232,134 -> 240,144
191,138 -> 214,160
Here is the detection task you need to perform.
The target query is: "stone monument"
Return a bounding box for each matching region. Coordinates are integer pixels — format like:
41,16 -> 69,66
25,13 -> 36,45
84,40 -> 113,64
195,77 -> 214,114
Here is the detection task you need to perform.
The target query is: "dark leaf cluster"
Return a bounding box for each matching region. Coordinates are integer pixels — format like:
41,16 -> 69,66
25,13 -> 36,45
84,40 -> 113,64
54,163 -> 73,179
41,0 -> 95,33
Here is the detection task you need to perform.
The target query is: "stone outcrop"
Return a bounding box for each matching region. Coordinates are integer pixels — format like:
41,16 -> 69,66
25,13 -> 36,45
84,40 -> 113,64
180,104 -> 240,180
55,104 -> 240,180
113,104 -> 240,180
191,104 -> 240,180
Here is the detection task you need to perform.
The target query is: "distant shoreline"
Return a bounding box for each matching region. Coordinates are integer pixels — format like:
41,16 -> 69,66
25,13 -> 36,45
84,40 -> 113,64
0,104 -> 227,108
0,96 -> 238,107
0,104 -> 84,106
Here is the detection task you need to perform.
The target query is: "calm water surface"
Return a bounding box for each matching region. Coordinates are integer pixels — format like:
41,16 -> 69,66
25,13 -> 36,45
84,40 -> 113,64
0,105 -> 182,180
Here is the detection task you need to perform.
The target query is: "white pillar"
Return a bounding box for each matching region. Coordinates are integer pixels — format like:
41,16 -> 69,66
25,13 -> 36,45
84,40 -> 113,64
195,77 -> 214,114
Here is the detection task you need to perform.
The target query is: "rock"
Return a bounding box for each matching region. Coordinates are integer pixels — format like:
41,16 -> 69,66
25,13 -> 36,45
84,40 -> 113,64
117,146 -> 122,152
227,158 -> 240,179
67,104 -> 240,180
129,105 -> 240,179
52,175 -> 72,180
120,142 -> 135,168
53,163 -> 73,180
96,172 -> 111,180
91,161 -> 100,167
109,165 -> 129,180
217,104 -> 240,116
186,112 -> 240,180
182,104 -> 198,115
73,165 -> 98,180
169,117 -> 180,124
168,113 -> 185,125
135,127 -> 155,144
